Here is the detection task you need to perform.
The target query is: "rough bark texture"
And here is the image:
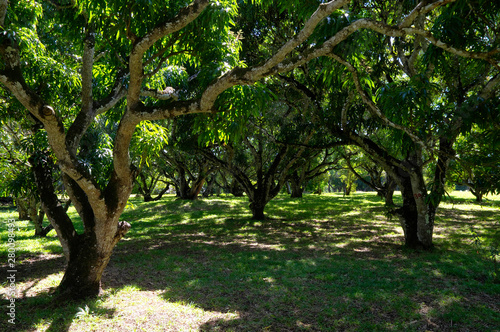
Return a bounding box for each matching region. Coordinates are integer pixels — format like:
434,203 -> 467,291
249,192 -> 267,220
290,180 -> 304,198
56,220 -> 130,300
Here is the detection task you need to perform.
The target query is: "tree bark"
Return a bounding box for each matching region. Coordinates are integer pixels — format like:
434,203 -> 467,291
32,155 -> 131,300
382,175 -> 396,206
56,220 -> 130,299
249,192 -> 267,220
289,177 -> 304,198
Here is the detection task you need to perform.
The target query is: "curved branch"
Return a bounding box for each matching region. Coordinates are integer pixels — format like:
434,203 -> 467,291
134,0 -> 481,121
403,27 -> 500,71
399,0 -> 457,28
328,52 -> 431,150
128,0 -> 210,104
66,23 -> 96,155
0,0 -> 7,27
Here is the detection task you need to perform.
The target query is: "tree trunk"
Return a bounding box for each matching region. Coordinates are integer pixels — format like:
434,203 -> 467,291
56,221 -> 130,299
475,193 -> 483,203
230,180 -> 245,197
32,155 -> 131,300
393,160 -> 434,249
249,192 -> 267,220
344,184 -> 351,196
289,178 -> 303,198
143,192 -> 153,202
383,175 -> 396,206
470,188 -> 483,202
202,177 -> 215,198
33,209 -> 54,237
396,176 -> 421,248
16,197 -> 31,221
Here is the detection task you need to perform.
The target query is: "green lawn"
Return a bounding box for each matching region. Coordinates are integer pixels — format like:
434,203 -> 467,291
1,191 -> 499,331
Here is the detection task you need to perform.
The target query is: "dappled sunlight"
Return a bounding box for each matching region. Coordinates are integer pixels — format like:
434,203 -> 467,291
1,192 -> 498,331
65,286 -> 239,332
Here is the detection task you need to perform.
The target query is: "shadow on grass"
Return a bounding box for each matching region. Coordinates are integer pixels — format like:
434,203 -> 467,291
2,193 -> 499,331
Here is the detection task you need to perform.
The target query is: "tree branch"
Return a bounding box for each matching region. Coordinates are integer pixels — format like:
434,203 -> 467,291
0,0 -> 7,27
128,0 -> 210,105
328,52 -> 431,151
399,0 -> 457,28
66,23 -> 96,155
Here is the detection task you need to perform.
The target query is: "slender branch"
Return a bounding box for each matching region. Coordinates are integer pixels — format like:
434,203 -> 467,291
403,27 -> 500,71
128,0 -> 210,105
399,0 -> 457,28
0,0 -> 8,27
328,52 -> 431,151
66,23 -> 96,155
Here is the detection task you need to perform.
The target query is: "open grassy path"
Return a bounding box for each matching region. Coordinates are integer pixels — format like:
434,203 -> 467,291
1,192 -> 499,331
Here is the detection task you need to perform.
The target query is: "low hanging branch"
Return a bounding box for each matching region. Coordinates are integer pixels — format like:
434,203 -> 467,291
328,52 -> 432,151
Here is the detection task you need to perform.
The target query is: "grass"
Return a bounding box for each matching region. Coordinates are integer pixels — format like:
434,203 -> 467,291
1,191 -> 499,331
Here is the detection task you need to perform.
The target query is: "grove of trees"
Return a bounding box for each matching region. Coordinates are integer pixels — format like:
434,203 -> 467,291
1,0 -> 498,301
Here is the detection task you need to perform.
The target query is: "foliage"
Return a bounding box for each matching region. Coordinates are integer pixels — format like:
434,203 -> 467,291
449,126 -> 500,201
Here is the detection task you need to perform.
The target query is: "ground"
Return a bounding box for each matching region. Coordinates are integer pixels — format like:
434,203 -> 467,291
1,191 -> 499,331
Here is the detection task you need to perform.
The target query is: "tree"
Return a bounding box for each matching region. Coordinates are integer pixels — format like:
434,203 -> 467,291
161,116 -> 216,200
343,146 -> 397,205
449,126 -> 500,202
135,161 -> 170,202
0,0 -> 353,299
2,0 -> 497,299
286,148 -> 342,198
0,117 -> 59,237
202,98 -> 315,219
131,120 -> 170,202
265,0 -> 499,248
327,1 -> 500,248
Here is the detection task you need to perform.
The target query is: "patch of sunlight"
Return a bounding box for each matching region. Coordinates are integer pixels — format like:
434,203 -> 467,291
431,269 -> 444,278
354,291 -> 364,299
186,279 -> 201,288
343,210 -> 362,217
201,213 -> 221,220
442,202 -> 497,213
335,242 -> 351,248
71,288 -> 239,332
34,319 -> 53,331
118,284 -> 142,293
437,294 -> 462,308
14,271 -> 64,298
353,247 -> 372,253
263,276 -> 275,283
